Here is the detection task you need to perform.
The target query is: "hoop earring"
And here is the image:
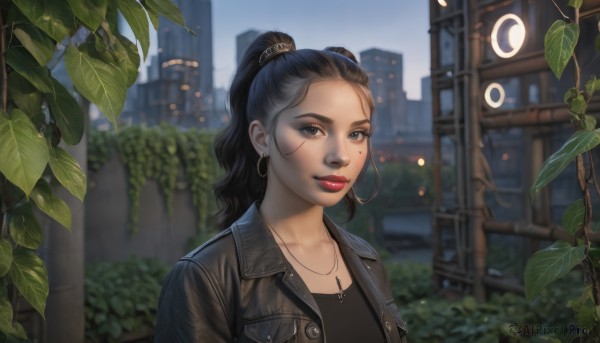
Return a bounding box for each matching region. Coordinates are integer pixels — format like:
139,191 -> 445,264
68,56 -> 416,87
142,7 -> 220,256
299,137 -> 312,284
257,153 -> 268,178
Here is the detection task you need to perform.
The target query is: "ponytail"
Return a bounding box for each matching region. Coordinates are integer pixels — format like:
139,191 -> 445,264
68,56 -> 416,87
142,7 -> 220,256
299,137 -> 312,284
213,32 -> 296,229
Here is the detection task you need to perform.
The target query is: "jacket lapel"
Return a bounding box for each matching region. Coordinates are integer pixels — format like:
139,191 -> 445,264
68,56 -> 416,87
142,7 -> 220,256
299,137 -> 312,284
231,204 -> 322,318
324,215 -> 388,322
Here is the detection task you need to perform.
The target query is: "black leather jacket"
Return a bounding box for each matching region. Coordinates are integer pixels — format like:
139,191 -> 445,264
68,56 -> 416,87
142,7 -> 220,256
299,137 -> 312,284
155,204 -> 408,342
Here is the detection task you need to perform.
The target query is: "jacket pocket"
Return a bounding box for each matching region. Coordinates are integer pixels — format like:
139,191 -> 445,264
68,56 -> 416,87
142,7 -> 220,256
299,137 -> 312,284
243,317 -> 298,343
384,301 -> 408,341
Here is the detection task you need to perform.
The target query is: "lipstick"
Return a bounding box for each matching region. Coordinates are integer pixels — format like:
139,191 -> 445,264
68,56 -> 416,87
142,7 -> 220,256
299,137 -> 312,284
315,175 -> 348,192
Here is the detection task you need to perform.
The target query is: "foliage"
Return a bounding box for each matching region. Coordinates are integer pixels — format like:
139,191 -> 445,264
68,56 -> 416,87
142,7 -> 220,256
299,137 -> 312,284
400,271 -> 585,343
88,129 -> 115,172
525,0 -> 600,338
88,125 -> 220,233
84,257 -> 168,343
0,0 -> 186,339
386,262 -> 435,305
176,129 -> 220,231
356,161 -> 434,213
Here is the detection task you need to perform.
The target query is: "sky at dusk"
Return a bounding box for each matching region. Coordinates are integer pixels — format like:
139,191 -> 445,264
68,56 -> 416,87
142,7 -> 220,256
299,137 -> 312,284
141,1 -> 430,100
212,1 -> 431,100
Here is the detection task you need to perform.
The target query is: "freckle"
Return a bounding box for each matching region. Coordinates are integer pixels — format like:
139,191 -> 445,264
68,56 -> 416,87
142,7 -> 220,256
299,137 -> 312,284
359,151 -> 362,154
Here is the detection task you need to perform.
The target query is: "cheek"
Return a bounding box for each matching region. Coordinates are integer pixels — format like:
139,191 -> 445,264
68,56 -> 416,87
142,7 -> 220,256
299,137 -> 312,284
272,129 -> 309,163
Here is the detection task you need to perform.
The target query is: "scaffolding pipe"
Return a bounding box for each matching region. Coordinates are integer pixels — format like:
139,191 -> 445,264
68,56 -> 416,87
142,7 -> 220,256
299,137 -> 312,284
430,0 -> 444,279
479,51 -> 547,82
467,0 -> 487,302
481,101 -> 600,129
484,220 -> 600,245
482,276 -> 525,294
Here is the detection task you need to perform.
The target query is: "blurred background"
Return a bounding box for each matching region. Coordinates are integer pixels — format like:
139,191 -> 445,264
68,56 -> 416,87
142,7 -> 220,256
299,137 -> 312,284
13,0 -> 600,342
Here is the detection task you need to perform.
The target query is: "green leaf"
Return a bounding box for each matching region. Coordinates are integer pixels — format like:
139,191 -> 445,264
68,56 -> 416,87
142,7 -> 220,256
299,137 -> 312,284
561,199 -> 584,236
114,34 -> 141,87
585,77 -> 600,95
568,93 -> 587,115
568,0 -> 583,8
0,296 -> 25,339
531,130 -> 600,198
9,204 -> 43,250
66,0 -> 107,30
544,20 -> 579,79
64,44 -> 126,128
143,2 -> 159,30
8,248 -> 49,318
524,241 -> 585,300
5,48 -> 53,93
583,115 -> 597,130
48,146 -> 87,202
46,77 -> 85,145
118,0 -> 150,59
0,241 -> 13,278
8,72 -> 43,118
30,179 -> 72,231
0,110 -> 50,196
564,87 -> 578,103
12,0 -> 75,43
13,24 -> 54,66
145,0 -> 186,28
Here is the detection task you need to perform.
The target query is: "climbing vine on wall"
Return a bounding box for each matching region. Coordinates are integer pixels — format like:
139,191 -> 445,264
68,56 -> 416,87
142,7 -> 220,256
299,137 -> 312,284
88,125 -> 219,233
176,129 -> 219,231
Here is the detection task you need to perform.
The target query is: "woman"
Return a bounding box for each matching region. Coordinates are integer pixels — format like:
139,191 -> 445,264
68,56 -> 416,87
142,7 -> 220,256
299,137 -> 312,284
155,31 -> 408,342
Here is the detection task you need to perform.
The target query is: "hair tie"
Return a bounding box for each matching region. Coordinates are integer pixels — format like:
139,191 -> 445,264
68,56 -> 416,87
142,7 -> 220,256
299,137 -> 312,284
258,43 -> 293,67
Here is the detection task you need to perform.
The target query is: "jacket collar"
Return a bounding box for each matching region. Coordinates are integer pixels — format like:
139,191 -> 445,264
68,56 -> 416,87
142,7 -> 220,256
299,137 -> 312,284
231,203 -> 378,279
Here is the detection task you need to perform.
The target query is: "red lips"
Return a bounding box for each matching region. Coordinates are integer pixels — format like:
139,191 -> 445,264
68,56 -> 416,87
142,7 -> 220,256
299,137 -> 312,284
315,175 -> 348,182
315,175 -> 348,192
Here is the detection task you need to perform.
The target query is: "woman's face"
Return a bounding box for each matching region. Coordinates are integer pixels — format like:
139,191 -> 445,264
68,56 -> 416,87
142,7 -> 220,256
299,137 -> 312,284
266,79 -> 372,208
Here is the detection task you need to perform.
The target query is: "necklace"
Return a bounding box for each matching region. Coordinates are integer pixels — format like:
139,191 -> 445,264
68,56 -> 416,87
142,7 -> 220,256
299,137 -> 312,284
267,223 -> 346,303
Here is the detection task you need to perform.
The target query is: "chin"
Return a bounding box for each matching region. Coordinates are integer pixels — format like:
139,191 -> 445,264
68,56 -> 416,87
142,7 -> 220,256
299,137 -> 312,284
310,194 -> 347,208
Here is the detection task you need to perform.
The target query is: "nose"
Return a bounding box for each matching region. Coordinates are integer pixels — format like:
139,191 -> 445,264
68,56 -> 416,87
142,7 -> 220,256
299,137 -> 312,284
325,136 -> 351,167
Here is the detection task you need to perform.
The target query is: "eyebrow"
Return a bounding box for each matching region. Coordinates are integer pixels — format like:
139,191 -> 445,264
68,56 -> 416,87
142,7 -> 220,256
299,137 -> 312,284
294,113 -> 371,126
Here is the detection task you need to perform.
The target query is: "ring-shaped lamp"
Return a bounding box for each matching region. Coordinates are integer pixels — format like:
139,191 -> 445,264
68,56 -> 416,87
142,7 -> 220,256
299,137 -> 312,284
484,82 -> 506,109
491,13 -> 526,58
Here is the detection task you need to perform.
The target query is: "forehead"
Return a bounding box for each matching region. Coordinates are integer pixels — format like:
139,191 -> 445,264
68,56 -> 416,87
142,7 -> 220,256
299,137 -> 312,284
287,80 -> 372,120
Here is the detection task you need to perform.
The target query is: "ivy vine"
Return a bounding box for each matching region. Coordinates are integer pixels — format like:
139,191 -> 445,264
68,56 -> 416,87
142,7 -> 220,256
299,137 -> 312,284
88,125 -> 219,233
88,129 -> 114,172
176,129 -> 219,231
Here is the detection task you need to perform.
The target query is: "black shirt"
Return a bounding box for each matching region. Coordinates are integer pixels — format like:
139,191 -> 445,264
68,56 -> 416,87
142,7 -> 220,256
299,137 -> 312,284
313,282 -> 386,342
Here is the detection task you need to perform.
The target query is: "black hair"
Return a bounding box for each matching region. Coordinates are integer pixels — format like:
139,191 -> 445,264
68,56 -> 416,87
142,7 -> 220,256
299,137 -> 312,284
213,31 -> 378,229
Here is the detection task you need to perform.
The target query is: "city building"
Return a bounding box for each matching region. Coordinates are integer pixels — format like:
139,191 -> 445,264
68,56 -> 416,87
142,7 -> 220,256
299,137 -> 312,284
236,29 -> 261,65
359,48 -> 407,139
136,0 -> 215,128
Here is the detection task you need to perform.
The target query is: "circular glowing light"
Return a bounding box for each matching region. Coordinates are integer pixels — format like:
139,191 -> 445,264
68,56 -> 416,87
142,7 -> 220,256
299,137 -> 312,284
491,13 -> 526,58
484,82 -> 506,109
437,0 -> 448,7
417,158 -> 425,166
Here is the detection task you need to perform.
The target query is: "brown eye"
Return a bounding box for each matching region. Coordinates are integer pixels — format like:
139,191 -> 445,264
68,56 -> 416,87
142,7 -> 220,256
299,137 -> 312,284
349,130 -> 369,141
300,125 -> 323,136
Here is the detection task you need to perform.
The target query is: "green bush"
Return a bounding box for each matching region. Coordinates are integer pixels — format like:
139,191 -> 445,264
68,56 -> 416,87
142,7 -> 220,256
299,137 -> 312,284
396,269 -> 585,343
84,257 -> 168,342
386,262 -> 435,305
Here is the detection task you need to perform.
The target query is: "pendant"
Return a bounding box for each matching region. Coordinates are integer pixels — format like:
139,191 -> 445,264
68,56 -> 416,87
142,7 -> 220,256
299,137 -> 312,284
336,276 -> 345,303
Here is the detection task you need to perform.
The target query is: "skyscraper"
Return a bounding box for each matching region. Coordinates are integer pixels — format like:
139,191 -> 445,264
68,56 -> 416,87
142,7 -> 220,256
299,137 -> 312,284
236,30 -> 261,65
359,48 -> 407,138
151,0 -> 214,127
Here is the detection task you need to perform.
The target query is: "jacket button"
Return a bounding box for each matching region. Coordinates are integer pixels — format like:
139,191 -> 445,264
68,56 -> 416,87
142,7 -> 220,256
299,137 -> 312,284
305,322 -> 321,339
385,321 -> 392,332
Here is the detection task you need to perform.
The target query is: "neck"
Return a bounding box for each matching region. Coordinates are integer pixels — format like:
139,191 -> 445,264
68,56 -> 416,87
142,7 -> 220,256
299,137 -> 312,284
259,196 -> 326,244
